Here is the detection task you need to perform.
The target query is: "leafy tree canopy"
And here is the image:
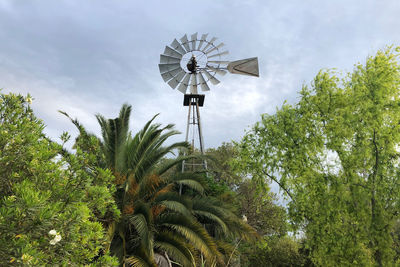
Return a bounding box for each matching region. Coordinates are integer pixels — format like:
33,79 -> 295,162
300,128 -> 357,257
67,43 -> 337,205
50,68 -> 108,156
234,47 -> 400,266
205,143 -> 299,266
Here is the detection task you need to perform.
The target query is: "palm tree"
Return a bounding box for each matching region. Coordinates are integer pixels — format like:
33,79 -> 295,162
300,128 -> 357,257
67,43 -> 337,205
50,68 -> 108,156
94,107 -> 215,263
62,105 -> 217,265
62,104 -> 256,266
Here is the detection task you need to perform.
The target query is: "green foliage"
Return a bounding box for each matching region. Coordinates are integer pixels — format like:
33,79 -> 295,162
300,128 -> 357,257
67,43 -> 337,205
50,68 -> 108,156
204,173 -> 234,200
241,236 -> 310,267
235,47 -> 400,266
238,180 -> 287,236
393,219 -> 400,264
206,142 -> 242,188
206,143 -> 298,266
0,92 -> 119,265
206,144 -> 288,235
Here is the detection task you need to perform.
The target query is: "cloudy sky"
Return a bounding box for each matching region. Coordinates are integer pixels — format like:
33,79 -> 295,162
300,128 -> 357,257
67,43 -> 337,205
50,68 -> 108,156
1,0 -> 400,149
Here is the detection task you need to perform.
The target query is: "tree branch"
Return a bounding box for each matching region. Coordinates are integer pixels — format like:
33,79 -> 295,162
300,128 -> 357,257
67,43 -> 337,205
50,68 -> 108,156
261,169 -> 294,201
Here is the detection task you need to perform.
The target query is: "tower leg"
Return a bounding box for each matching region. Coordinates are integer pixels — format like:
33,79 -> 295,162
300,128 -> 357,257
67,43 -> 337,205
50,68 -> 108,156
195,101 -> 207,169
182,100 -> 192,173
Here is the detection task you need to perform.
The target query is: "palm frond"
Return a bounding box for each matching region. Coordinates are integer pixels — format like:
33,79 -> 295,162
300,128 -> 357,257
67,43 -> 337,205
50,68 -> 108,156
59,110 -> 87,135
157,213 -> 222,263
153,192 -> 193,217
123,118 -> 185,193
154,192 -> 191,207
125,255 -> 152,267
175,179 -> 204,195
192,197 -> 233,220
96,104 -> 131,172
129,213 -> 151,251
192,196 -> 258,241
155,231 -> 195,265
192,210 -> 228,235
105,221 -> 116,253
215,239 -> 236,257
130,202 -> 154,244
154,241 -> 194,267
59,110 -> 100,144
165,172 -> 206,193
157,200 -> 192,217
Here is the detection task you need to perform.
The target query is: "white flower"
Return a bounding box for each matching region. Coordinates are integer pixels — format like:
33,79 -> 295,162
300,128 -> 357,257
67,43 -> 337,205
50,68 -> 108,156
242,214 -> 248,222
48,229 -> 57,236
54,234 -> 62,242
49,230 -> 62,245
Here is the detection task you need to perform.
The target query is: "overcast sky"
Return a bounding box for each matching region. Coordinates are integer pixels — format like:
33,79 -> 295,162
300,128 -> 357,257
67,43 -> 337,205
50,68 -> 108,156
1,0 -> 400,150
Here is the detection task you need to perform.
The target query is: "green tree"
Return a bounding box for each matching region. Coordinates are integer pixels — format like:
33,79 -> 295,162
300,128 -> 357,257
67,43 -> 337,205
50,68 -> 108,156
234,48 -> 400,266
206,143 -> 298,266
0,92 -> 119,265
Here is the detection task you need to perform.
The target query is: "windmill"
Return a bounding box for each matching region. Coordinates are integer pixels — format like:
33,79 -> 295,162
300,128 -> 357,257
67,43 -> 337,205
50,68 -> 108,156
159,33 -> 259,171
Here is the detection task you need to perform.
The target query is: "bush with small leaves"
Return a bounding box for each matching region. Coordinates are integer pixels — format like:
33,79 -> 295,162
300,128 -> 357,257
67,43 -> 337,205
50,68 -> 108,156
0,92 -> 119,265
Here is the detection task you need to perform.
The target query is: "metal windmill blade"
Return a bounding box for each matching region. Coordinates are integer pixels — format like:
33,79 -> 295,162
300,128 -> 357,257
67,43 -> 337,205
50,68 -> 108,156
177,73 -> 191,94
197,33 -> 208,50
207,50 -> 229,59
158,63 -> 180,74
207,60 -> 230,65
170,39 -> 186,55
160,54 -> 180,64
201,37 -> 217,52
180,34 -> 191,52
206,65 -> 227,76
197,72 -> 210,91
167,70 -> 186,89
161,68 -> 182,82
159,33 -> 259,95
190,32 -> 198,51
202,69 -> 220,85
163,46 -> 183,59
204,42 -> 224,55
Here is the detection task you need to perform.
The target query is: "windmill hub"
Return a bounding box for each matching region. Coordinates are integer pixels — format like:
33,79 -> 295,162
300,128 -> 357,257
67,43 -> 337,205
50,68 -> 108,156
180,51 -> 205,73
186,55 -> 198,73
